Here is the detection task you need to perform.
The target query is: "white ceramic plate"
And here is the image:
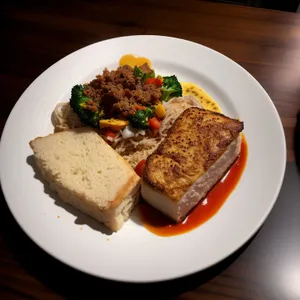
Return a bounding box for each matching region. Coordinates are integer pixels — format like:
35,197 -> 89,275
0,35 -> 286,283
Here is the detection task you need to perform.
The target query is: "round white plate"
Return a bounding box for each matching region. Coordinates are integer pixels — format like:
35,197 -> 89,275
0,35 -> 286,283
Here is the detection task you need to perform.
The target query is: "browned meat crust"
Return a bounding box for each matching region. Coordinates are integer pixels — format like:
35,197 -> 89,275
143,107 -> 244,202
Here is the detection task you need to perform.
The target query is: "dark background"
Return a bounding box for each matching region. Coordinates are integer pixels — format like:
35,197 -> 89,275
207,0 -> 300,12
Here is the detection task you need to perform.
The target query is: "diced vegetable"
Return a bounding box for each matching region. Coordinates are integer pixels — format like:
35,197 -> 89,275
161,75 -> 182,101
99,118 -> 129,131
135,105 -> 146,110
156,78 -> 163,86
122,125 -> 146,139
128,107 -> 155,129
145,78 -> 163,86
145,78 -> 155,85
133,66 -> 155,82
122,125 -> 136,139
135,159 -> 146,177
156,75 -> 163,82
104,129 -> 117,139
148,117 -> 161,130
133,66 -> 144,78
155,103 -> 166,119
144,70 -> 155,81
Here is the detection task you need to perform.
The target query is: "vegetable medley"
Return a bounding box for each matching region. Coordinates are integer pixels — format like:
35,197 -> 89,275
69,63 -> 182,140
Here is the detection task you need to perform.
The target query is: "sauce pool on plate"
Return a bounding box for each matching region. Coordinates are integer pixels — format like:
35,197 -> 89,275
139,134 -> 248,237
181,82 -> 222,113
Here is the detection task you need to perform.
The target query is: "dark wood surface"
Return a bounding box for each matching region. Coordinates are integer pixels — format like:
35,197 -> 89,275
208,0 -> 300,12
1,1 -> 300,299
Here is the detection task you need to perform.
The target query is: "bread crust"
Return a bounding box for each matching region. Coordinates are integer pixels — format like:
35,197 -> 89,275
109,170 -> 141,209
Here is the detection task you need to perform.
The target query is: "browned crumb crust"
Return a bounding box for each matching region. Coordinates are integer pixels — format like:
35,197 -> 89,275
143,107 -> 243,201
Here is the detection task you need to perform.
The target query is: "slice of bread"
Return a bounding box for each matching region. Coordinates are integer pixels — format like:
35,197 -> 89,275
29,127 -> 140,231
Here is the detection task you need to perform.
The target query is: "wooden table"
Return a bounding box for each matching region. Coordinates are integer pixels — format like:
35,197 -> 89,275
1,1 -> 300,299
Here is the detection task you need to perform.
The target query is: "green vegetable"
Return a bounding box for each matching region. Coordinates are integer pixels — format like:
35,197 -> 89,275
69,84 -> 104,128
145,71 -> 155,81
161,75 -> 182,101
133,66 -> 144,78
133,66 -> 155,82
129,106 -> 155,129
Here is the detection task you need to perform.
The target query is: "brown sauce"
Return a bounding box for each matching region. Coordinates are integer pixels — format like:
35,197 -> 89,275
139,134 -> 248,237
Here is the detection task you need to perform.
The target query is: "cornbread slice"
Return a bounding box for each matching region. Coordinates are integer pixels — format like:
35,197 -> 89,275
30,128 -> 140,231
141,107 -> 243,222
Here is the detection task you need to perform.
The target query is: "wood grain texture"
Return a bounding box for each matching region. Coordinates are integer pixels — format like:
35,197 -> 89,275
1,1 -> 300,299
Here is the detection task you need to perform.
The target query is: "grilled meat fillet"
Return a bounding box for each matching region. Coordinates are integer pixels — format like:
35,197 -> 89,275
141,107 -> 244,222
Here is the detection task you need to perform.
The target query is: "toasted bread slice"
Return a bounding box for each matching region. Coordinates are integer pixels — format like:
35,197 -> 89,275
141,108 -> 243,221
30,128 -> 140,231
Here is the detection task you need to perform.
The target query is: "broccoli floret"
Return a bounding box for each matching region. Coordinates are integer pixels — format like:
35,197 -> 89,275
69,84 -> 104,128
128,107 -> 155,129
161,75 -> 182,101
133,66 -> 155,82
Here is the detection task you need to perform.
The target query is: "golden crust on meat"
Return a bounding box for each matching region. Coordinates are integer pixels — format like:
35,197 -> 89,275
143,108 -> 244,202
